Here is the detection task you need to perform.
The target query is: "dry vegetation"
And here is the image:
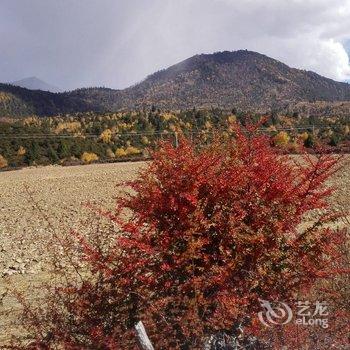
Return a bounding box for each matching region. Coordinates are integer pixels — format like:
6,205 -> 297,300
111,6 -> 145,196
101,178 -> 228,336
0,161 -> 145,344
0,158 -> 349,345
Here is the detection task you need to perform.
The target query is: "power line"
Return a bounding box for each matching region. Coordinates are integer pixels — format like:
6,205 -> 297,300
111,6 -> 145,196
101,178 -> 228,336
0,125 -> 345,139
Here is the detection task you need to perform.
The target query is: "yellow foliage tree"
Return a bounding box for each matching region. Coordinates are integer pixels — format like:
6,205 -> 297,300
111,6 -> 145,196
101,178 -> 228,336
274,131 -> 290,146
161,113 -> 174,121
23,117 -> 40,126
115,148 -> 127,158
100,129 -> 113,143
222,131 -> 229,140
55,122 -> 81,134
0,155 -> 8,168
299,132 -> 309,141
125,146 -> 141,156
141,136 -> 150,145
0,92 -> 12,102
81,152 -> 99,163
227,115 -> 236,123
17,146 -> 26,156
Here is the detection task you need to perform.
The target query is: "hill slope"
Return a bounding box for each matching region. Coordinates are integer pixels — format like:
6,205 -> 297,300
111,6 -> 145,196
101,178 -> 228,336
1,50 -> 350,116
11,77 -> 62,93
0,84 -> 107,117
118,50 -> 350,110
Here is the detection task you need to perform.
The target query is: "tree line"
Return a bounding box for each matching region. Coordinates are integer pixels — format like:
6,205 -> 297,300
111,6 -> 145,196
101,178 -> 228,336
0,108 -> 349,169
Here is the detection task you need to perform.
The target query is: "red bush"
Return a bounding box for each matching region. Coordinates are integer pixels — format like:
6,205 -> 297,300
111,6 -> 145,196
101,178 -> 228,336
13,122 -> 348,349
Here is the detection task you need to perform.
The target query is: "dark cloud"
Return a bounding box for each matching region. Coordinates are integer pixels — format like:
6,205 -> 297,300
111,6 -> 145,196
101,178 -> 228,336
1,0 -> 349,90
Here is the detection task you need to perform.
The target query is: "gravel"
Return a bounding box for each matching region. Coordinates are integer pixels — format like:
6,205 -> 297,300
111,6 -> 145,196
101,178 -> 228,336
0,161 -> 145,343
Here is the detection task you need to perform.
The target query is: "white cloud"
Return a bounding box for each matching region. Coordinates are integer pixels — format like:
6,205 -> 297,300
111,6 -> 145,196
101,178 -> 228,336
209,0 -> 350,81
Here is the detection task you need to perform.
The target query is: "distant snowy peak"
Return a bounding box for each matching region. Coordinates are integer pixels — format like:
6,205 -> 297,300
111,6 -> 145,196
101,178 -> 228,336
11,77 -> 62,93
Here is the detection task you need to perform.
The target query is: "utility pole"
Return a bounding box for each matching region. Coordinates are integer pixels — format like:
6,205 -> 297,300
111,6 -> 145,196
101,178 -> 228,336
174,132 -> 179,148
135,321 -> 154,350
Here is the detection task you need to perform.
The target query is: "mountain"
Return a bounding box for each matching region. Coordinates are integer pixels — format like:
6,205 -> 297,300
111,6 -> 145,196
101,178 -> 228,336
116,50 -> 350,110
11,77 -> 62,93
1,50 -> 350,117
0,84 -> 105,117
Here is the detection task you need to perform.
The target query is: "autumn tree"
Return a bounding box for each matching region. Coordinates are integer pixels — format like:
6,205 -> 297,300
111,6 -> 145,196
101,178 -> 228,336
14,122 -> 348,349
110,126 -> 345,348
17,145 -> 26,156
100,129 -> 113,143
115,147 -> 127,157
273,130 -> 290,146
81,152 -> 99,163
0,154 -> 8,168
304,133 -> 315,148
125,145 -> 141,156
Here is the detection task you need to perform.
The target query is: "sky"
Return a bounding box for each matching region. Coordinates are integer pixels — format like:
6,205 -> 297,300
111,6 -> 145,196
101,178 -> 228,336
1,0 -> 350,91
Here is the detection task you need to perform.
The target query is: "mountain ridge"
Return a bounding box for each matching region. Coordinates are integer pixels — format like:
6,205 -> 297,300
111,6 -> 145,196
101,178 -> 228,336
117,50 -> 350,110
1,50 -> 350,117
10,77 -> 62,93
